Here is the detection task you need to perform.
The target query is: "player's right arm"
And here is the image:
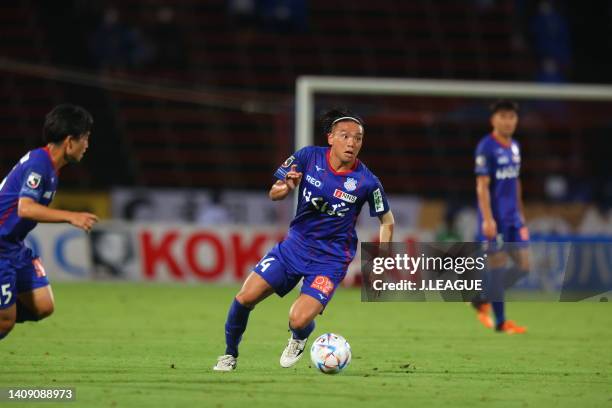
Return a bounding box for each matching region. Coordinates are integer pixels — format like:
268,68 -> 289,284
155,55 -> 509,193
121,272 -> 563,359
269,165 -> 302,201
476,175 -> 496,239
18,197 -> 98,232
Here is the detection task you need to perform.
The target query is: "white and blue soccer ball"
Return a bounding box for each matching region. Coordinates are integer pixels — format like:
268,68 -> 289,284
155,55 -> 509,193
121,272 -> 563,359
310,333 -> 351,374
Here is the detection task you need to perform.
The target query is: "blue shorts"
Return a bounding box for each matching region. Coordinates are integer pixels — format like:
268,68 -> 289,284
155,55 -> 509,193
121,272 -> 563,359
0,246 -> 49,309
478,224 -> 529,253
253,242 -> 345,308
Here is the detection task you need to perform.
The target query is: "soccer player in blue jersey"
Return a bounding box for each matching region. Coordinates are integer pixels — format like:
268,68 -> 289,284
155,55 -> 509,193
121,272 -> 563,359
214,109 -> 395,371
471,100 -> 529,334
0,104 -> 99,340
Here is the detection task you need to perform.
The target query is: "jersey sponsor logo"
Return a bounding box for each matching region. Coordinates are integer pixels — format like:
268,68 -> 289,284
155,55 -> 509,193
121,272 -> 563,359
475,155 -> 486,167
344,177 -> 357,191
373,188 -> 384,212
282,155 -> 295,168
303,188 -> 350,217
26,172 -> 42,189
306,174 -> 322,188
495,165 -> 519,180
310,275 -> 334,296
333,189 -> 357,203
497,155 -> 509,165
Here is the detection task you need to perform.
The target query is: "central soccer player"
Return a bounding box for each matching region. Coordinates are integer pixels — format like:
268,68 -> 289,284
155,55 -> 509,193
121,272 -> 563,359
214,109 -> 395,371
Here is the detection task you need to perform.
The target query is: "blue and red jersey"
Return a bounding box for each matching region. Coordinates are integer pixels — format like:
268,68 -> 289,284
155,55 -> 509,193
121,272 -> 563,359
474,133 -> 522,227
0,148 -> 59,253
274,146 -> 390,273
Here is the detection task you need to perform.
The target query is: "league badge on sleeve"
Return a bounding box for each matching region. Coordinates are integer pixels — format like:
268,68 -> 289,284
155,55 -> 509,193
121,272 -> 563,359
26,172 -> 42,189
282,155 -> 296,168
373,188 -> 384,212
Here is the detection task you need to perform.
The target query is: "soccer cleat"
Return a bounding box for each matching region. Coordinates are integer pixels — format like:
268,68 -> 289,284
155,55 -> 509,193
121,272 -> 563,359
213,354 -> 237,371
280,337 -> 308,368
496,320 -> 527,334
471,301 -> 494,329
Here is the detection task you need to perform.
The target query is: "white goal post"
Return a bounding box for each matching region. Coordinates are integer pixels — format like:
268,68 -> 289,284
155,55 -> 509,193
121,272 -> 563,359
295,76 -> 612,150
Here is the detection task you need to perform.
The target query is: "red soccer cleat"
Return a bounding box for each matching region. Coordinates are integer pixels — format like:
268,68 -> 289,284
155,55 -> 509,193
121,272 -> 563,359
496,320 -> 527,334
472,302 -> 494,329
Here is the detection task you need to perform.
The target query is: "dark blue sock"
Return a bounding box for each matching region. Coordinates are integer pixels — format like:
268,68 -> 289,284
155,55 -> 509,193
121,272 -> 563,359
15,300 -> 40,323
224,298 -> 252,358
290,320 -> 315,340
486,267 -> 506,326
492,301 -> 505,327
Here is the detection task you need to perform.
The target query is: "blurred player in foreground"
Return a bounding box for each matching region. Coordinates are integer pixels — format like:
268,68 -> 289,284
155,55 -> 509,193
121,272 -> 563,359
0,104 -> 99,340
214,109 -> 394,371
472,100 -> 529,334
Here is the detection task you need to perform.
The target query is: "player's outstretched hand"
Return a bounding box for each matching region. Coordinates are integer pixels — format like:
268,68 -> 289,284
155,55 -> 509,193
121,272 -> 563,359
69,212 -> 99,233
285,164 -> 302,190
482,217 -> 497,240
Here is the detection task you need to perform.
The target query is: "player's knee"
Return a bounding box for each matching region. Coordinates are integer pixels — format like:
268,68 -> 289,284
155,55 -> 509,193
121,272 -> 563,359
235,293 -> 257,309
289,311 -> 312,330
36,302 -> 54,320
0,318 -> 16,338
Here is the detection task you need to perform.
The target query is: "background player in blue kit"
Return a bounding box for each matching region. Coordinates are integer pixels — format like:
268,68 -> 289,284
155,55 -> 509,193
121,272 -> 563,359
0,104 -> 99,340
472,100 -> 529,334
214,109 -> 395,371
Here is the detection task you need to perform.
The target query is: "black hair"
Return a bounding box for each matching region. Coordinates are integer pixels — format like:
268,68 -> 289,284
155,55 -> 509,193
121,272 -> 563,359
490,99 -> 519,114
43,104 -> 93,144
320,108 -> 364,134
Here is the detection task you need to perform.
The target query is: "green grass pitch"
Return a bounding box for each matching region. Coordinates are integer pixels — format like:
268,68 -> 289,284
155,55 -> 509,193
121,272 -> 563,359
1,282 -> 611,407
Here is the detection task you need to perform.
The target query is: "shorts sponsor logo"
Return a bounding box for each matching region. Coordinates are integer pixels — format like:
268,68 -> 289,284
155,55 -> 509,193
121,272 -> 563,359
333,189 -> 357,203
306,174 -> 322,188
373,188 -> 384,212
27,172 -> 42,189
311,275 -> 334,296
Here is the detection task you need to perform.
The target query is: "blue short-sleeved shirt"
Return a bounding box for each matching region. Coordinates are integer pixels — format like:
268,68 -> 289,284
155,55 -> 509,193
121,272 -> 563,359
274,146 -> 390,273
0,148 -> 59,253
474,134 -> 522,228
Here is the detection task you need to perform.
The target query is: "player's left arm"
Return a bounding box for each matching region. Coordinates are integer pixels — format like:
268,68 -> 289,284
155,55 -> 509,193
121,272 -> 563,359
517,179 -> 529,240
517,179 -> 526,224
378,210 -> 394,242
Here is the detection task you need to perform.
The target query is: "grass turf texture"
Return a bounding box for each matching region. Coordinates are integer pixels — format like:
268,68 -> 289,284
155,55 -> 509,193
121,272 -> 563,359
1,282 -> 611,407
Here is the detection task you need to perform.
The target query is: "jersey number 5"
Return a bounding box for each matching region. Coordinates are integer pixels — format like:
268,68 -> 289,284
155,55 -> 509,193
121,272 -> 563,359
0,284 -> 12,306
